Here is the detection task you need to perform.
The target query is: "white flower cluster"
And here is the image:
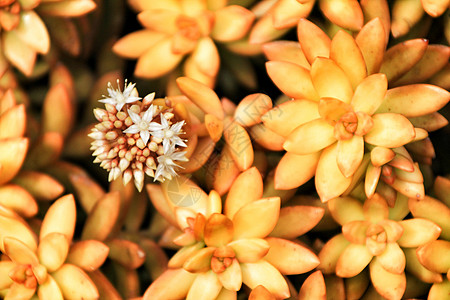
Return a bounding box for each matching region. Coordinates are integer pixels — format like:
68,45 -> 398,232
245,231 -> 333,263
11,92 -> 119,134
90,80 -> 188,191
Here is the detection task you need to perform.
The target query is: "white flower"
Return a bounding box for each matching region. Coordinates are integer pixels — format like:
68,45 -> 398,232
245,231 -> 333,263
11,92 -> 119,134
123,105 -> 159,145
99,79 -> 142,111
151,114 -> 187,153
154,145 -> 188,182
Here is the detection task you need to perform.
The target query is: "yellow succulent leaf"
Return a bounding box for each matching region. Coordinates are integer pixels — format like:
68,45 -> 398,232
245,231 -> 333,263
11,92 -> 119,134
369,258 -> 406,299
37,275 -> 63,300
13,171 -> 64,202
0,184 -> 37,218
224,167 -> 263,219
232,197 -> 280,240
38,232 -> 69,273
274,151 -> 320,190
336,243 -> 372,278
311,57 -> 353,104
262,41 -> 310,69
365,164 -> 381,199
187,270 -> 222,300
0,137 -> 28,185
269,205 -> 324,239
68,174 -> 105,213
380,39 -> 428,83
204,214 -> 234,248
51,264 -> 99,300
378,84 -> 450,118
37,0 -> 96,17
217,259 -> 242,291
284,119 -> 335,155
3,30 -> 36,76
250,123 -> 285,151
113,30 -> 166,59
363,193 -> 389,223
319,0 -> 363,31
177,76 -> 223,120
40,194 -> 76,243
249,14 -> 289,44
179,136 -> 215,173
15,11 -> 49,54
212,147 -> 240,196
212,5 -> 254,42
355,18 -> 386,75
106,238 -> 145,269
137,9 -> 179,33
183,247 -> 216,273
409,112 -> 449,132
135,37 -> 183,78
66,240 -> 109,272
228,238 -> 269,263
390,0 -> 423,37
169,238 -> 202,265
0,104 -> 26,139
409,195 -> 450,240
428,279 -> 450,300
204,114 -> 223,142
317,233 -> 350,274
376,242 -> 405,274
0,261 -> 14,289
360,0 -> 391,42
234,93 -> 272,127
351,73 -> 388,115
337,135 -> 364,178
42,84 -> 74,138
87,270 -> 122,300
404,247 -> 443,284
330,30 -> 367,89
390,177 -> 425,200
5,282 -> 36,300
81,191 -> 120,241
271,0 -> 314,29
397,219 -> 441,248
393,45 -> 450,86
223,117 -> 253,171
261,99 -> 320,138
188,37 -> 220,78
297,18 -> 331,65
328,196 -> 365,225
266,61 -> 319,101
248,284 -> 275,300
265,237 -> 319,275
298,270 -> 326,300
315,144 -> 353,202
342,220 -> 370,244
207,190 -> 222,217
364,113 -> 416,148
3,237 -> 39,265
162,174 -> 209,217
241,260 -> 290,299
416,240 -> 450,274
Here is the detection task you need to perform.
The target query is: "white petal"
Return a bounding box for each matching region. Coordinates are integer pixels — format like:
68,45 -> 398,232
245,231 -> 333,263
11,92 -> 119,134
128,109 -> 141,124
123,125 -> 140,134
141,131 -> 150,145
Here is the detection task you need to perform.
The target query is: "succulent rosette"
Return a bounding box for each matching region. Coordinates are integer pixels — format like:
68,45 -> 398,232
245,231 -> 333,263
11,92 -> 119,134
317,193 -> 442,299
262,18 -> 450,201
144,167 -> 321,299
113,0 -> 255,88
0,194 -> 108,299
164,76 -> 277,195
